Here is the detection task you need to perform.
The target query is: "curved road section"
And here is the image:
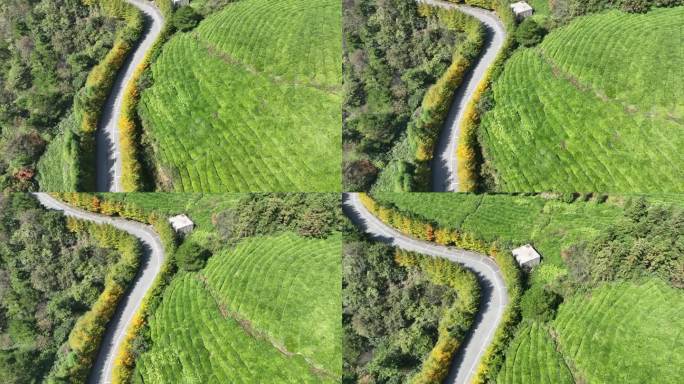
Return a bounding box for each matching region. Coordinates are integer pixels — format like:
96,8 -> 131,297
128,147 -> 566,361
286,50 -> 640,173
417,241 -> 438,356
425,0 -> 506,192
343,193 -> 508,384
34,193 -> 165,384
96,0 -> 163,192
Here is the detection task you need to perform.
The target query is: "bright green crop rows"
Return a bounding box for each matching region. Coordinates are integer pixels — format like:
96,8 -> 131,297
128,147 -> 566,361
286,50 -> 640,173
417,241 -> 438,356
480,8 -> 684,192
496,322 -> 573,384
373,193 -> 622,265
140,0 -> 341,192
552,279 -> 684,383
136,233 -> 342,382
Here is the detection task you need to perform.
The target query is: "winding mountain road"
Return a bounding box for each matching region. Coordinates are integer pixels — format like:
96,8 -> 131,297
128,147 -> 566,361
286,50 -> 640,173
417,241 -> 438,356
343,193 -> 508,384
96,0 -> 163,192
34,193 -> 165,384
424,0 -> 507,192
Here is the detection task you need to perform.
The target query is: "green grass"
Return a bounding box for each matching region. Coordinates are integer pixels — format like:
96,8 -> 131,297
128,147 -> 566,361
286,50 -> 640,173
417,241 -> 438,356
140,0 -> 341,192
551,279 -> 684,383
480,7 -> 684,192
136,232 -> 342,382
496,322 -> 574,384
99,192 -> 241,228
373,193 -> 622,265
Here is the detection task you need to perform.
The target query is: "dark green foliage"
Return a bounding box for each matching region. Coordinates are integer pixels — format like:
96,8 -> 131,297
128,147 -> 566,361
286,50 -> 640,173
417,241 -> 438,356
520,285 -> 562,322
563,198 -> 684,289
214,193 -> 343,243
343,0 -> 461,190
515,18 -> 546,47
0,0 -> 120,191
171,6 -> 203,32
0,194 -> 125,382
343,235 -> 457,383
176,241 -> 211,271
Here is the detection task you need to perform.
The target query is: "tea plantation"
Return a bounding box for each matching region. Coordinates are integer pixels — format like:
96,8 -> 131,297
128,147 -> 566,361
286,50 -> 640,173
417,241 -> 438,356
495,322 -> 573,384
135,232 -> 342,382
480,7 -> 684,192
499,279 -> 684,384
140,0 -> 342,192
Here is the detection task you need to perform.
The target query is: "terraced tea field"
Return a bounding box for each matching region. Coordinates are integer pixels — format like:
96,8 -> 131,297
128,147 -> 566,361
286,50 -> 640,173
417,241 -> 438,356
135,232 -> 342,382
480,7 -> 684,192
372,193 -> 622,265
496,322 -> 573,384
550,279 -> 684,383
140,0 -> 341,192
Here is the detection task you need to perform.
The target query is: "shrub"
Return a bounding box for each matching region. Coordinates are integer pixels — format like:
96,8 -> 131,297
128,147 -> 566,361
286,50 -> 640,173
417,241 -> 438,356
172,6 -> 203,32
515,18 -> 546,47
520,285 -> 562,322
176,241 -> 211,271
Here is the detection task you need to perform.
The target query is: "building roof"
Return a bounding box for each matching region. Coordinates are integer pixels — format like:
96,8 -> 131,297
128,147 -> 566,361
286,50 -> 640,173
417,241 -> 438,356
510,1 -> 533,14
169,214 -> 194,230
511,244 -> 541,265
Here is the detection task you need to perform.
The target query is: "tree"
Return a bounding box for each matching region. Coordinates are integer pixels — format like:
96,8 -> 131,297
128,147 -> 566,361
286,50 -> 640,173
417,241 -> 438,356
176,241 -> 211,271
515,18 -> 546,47
172,6 -> 203,32
520,285 -> 562,322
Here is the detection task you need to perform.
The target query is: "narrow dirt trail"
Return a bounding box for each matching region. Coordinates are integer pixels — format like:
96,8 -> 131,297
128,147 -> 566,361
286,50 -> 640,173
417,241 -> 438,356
343,193 -> 508,384
423,0 -> 507,192
34,193 -> 165,384
96,0 -> 164,192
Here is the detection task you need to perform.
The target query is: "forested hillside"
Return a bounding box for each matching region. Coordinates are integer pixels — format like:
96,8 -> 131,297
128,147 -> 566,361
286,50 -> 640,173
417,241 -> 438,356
0,0 -> 121,191
0,194 -> 138,383
343,222 -> 480,383
342,0 -> 463,190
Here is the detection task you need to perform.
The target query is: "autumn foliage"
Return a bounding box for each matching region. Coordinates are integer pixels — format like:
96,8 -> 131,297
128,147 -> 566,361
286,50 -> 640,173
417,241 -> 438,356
395,250 -> 480,384
359,193 -> 524,381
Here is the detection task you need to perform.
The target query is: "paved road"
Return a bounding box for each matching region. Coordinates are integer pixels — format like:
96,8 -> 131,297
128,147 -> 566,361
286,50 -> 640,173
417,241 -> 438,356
96,0 -> 164,192
343,193 -> 508,384
34,193 -> 165,384
424,0 -> 507,192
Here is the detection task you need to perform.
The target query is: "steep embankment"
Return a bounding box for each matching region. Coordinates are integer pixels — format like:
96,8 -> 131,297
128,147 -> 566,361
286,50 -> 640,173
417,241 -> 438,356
96,0 -> 163,192
34,193 -> 165,384
343,192 -> 508,384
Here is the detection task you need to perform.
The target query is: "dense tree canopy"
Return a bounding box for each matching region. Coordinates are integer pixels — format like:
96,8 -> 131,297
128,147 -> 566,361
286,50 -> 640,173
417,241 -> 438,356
343,0 -> 461,190
0,0 -> 120,191
214,193 -> 343,243
0,194 -> 120,383
563,198 -> 684,289
343,226 -> 457,383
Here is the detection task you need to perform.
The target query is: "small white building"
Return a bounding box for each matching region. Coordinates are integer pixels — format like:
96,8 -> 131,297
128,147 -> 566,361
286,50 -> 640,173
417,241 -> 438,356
169,214 -> 194,235
512,244 -> 541,269
510,1 -> 534,20
172,0 -> 190,7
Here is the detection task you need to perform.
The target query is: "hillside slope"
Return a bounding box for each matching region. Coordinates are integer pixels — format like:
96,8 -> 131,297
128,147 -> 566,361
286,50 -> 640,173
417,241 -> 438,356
479,7 -> 684,192
139,0 -> 342,192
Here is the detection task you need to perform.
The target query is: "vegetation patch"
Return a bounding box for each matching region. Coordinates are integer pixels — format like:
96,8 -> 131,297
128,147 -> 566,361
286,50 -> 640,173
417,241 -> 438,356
343,227 -> 479,383
0,194 -> 140,383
